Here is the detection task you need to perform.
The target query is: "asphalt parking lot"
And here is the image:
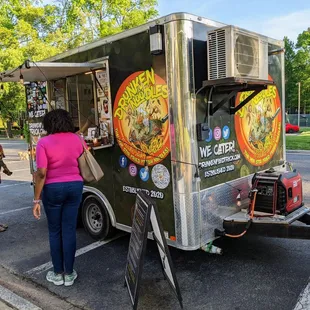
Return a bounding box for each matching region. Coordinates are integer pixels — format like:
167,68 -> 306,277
0,140 -> 310,310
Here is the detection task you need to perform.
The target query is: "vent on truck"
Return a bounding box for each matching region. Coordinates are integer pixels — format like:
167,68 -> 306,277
208,29 -> 226,80
234,33 -> 259,78
207,26 -> 268,81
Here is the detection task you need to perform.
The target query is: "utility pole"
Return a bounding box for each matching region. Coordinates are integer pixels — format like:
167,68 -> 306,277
297,82 -> 301,127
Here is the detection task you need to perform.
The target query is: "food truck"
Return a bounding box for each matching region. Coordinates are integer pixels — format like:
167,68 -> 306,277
1,12 -> 310,252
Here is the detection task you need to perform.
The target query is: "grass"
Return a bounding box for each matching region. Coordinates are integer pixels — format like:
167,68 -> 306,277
300,127 -> 310,133
286,127 -> 310,150
286,135 -> 310,150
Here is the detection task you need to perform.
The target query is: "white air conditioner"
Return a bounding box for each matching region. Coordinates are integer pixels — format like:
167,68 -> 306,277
207,26 -> 268,80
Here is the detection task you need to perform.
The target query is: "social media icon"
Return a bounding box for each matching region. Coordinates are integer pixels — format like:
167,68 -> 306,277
139,167 -> 149,182
129,163 -> 138,177
119,155 -> 127,168
206,128 -> 213,142
214,127 -> 222,141
222,126 -> 230,140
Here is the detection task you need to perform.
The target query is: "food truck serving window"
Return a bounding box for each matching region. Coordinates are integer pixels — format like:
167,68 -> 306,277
63,60 -> 114,149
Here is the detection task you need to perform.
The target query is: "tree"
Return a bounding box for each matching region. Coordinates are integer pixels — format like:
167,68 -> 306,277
284,37 -> 298,113
0,0 -> 158,137
0,0 -> 70,137
62,0 -> 158,39
295,30 -> 310,114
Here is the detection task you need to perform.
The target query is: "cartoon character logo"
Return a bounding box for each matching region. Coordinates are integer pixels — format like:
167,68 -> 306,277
235,75 -> 282,166
113,69 -> 170,166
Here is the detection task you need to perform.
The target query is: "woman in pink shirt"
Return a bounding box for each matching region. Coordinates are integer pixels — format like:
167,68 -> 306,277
33,109 -> 84,287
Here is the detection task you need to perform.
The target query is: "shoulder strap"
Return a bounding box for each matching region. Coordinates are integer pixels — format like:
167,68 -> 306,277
76,134 -> 87,151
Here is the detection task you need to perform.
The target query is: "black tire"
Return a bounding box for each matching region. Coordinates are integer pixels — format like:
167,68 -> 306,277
82,195 -> 115,240
288,129 -> 294,133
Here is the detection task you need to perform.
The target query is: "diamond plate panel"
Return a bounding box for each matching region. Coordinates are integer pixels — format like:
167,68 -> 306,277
199,176 -> 252,245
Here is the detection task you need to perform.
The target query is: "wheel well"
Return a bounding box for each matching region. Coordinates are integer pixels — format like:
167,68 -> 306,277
81,189 -> 116,227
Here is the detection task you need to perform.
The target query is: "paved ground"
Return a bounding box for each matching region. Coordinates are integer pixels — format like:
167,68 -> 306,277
0,140 -> 310,310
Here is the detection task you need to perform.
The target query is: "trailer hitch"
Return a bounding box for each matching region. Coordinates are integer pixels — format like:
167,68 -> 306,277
299,213 -> 310,225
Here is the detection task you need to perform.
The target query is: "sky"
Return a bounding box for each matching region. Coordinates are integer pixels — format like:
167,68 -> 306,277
157,0 -> 310,42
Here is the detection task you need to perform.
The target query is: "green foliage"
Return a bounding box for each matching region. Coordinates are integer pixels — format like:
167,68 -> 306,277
63,0 -> 158,39
23,121 -> 30,143
285,30 -> 310,114
0,0 -> 158,125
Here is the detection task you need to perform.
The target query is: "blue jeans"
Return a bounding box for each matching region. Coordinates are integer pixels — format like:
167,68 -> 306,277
42,181 -> 83,274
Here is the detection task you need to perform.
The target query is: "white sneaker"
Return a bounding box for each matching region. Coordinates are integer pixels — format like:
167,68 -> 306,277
46,271 -> 64,286
64,270 -> 78,286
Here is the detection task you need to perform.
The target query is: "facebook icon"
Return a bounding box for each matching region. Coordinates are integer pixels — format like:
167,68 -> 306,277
119,155 -> 128,168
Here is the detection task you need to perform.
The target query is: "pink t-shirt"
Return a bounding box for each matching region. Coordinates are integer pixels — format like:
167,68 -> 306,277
36,132 -> 84,184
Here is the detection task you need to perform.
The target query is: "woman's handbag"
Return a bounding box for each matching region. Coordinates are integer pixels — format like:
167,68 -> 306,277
78,136 -> 104,182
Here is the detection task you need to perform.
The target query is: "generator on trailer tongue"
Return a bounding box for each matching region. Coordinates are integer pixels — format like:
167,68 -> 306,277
251,169 -> 303,216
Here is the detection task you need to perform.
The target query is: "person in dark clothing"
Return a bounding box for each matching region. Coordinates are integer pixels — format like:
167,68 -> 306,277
0,144 -> 11,232
0,144 -> 12,177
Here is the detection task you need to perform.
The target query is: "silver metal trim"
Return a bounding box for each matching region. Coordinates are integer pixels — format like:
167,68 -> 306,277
0,61 -> 102,82
115,224 -> 179,248
224,206 -> 310,224
281,50 -> 286,160
165,19 -> 201,249
83,185 -> 116,226
115,223 -> 131,233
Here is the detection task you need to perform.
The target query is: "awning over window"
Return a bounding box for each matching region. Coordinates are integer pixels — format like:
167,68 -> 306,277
0,61 -> 102,82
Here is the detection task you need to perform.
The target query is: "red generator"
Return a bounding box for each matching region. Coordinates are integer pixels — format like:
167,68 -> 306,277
251,169 -> 303,215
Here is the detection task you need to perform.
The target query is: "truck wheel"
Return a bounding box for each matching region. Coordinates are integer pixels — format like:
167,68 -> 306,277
82,195 -> 115,240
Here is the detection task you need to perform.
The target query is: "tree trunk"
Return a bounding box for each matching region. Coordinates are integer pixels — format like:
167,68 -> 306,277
5,120 -> 13,139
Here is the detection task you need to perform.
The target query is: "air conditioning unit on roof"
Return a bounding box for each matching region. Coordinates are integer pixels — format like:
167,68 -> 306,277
207,26 -> 268,81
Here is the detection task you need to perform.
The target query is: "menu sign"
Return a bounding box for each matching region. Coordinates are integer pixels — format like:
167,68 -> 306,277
125,192 -> 151,310
124,192 -> 183,310
26,82 -> 48,119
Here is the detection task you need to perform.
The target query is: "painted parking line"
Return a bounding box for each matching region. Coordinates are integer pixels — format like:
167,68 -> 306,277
0,206 -> 32,216
293,279 -> 310,310
26,233 -> 126,276
1,161 -> 26,164
0,182 -> 29,189
0,284 -> 41,310
10,168 -> 30,172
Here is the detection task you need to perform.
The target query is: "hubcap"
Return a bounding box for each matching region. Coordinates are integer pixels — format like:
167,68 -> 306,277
86,203 -> 103,233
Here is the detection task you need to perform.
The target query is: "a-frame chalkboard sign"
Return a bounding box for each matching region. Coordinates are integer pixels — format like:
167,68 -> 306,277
124,191 -> 183,310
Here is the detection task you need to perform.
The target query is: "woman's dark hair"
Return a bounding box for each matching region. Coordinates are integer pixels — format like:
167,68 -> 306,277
43,109 -> 75,134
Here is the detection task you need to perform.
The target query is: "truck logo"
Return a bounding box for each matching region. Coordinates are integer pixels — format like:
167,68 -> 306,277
113,69 -> 170,166
234,75 -> 282,166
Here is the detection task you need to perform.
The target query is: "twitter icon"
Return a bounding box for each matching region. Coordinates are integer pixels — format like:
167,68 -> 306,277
139,167 -> 149,182
222,126 -> 230,140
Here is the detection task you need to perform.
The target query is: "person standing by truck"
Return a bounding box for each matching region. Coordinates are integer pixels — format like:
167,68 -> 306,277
32,109 -> 84,286
0,144 -> 11,232
0,144 -> 12,178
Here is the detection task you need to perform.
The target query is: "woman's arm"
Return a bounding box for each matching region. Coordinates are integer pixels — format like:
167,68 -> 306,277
33,141 -> 48,220
33,168 -> 46,219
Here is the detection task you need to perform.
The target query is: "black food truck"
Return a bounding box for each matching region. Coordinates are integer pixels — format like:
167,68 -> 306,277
1,12 -> 309,252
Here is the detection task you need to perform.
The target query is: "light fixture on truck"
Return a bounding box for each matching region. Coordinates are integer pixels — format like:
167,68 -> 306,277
149,25 -> 163,55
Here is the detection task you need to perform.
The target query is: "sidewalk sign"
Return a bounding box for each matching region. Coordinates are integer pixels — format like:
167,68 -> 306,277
124,191 -> 183,310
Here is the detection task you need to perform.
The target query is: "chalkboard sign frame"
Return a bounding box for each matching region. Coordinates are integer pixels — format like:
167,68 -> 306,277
150,205 -> 183,309
125,191 -> 183,310
124,191 -> 152,310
